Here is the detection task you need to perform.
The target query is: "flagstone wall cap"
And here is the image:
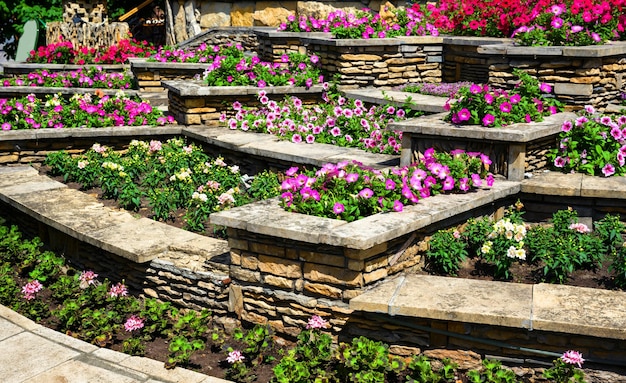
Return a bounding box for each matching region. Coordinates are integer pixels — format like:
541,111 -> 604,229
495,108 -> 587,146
522,170 -> 626,200
0,62 -> 129,71
163,80 -> 324,96
350,274 -> 626,339
210,180 -> 521,249
0,126 -> 183,141
442,36 -> 514,46
477,41 -> 626,57
389,112 -> 577,143
300,36 -> 404,46
130,60 -> 212,70
0,87 -> 140,98
342,89 -> 447,113
253,29 -> 332,38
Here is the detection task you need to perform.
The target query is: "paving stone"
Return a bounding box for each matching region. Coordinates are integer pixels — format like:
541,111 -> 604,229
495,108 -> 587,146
33,325 -> 99,353
21,358 -> 146,383
532,284 -> 626,340
0,317 -> 23,341
385,275 -> 533,328
580,174 -> 626,199
120,355 -> 208,383
0,304 -> 39,331
0,332 -> 80,383
91,347 -> 132,364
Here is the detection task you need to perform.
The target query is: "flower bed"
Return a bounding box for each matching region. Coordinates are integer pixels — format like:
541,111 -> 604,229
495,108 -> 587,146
44,138 -> 281,234
27,38 -> 156,64
132,44 -> 322,92
164,80 -> 325,125
1,67 -> 134,89
389,110 -> 577,181
0,221 -> 592,382
0,93 -> 173,130
425,202 -> 626,285
223,90 -> 417,155
548,106 -> 626,176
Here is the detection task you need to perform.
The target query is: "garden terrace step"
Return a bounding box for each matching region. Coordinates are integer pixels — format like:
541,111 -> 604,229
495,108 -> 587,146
389,112 -> 577,181
0,86 -> 140,99
0,62 -> 130,75
342,88 -> 447,114
0,166 -> 229,264
351,274 -> 626,341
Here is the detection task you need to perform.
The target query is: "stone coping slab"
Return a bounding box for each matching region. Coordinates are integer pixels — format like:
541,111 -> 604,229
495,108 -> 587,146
351,274 -> 626,340
521,171 -> 626,200
477,41 -> 626,57
0,86 -> 139,98
343,88 -> 447,114
163,79 -> 324,97
182,126 -> 398,170
0,166 -> 229,264
0,125 -> 183,140
210,180 -> 521,250
253,29 -> 332,39
0,62 -> 129,74
129,58 -> 212,71
388,112 -> 577,143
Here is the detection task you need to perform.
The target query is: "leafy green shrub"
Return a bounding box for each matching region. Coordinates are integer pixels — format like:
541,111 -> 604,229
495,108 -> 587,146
426,229 -> 468,276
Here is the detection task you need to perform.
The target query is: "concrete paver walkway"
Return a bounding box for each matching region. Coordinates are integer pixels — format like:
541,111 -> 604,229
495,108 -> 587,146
0,305 -> 230,383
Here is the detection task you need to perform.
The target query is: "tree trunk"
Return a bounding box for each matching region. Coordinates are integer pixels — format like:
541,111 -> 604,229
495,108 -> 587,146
164,0 -> 176,45
184,0 -> 202,38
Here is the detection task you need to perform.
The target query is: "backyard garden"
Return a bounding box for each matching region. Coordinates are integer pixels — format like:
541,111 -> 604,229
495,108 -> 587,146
2,0 -> 626,381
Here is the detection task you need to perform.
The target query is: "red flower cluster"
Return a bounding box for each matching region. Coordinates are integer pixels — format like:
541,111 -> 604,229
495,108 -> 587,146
28,37 -> 156,65
421,0 -> 626,40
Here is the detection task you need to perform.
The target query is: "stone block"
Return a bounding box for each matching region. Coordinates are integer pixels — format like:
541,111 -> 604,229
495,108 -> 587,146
303,263 -> 363,287
241,254 -> 259,270
363,267 -> 388,284
258,255 -> 301,278
250,242 -> 286,257
304,282 -> 342,299
253,1 -> 296,26
341,54 -> 382,61
232,2 -> 255,27
554,82 -> 593,96
299,250 -> 345,267
200,2 -> 231,27
263,274 -> 295,289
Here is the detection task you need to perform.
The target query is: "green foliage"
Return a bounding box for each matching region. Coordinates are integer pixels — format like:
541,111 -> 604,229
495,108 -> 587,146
466,359 -> 519,383
336,336 -> 405,383
166,335 -> 205,368
45,138 -> 281,236
426,229 -> 468,276
543,358 -> 586,383
406,355 -> 457,383
463,217 -> 493,256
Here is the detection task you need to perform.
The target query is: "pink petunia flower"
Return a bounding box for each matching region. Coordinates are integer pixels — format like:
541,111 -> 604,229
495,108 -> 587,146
561,350 -> 584,368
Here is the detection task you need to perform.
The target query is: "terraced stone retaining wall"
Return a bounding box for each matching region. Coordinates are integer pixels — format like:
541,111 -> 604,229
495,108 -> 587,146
302,36 -> 443,88
164,81 -> 325,125
479,42 -> 626,111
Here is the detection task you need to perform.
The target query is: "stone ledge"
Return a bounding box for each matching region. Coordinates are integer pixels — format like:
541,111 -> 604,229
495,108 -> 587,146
389,112 -> 577,142
0,125 -> 183,141
522,171 -> 626,200
163,80 -> 324,97
351,274 -> 626,340
0,166 -> 229,264
0,87 -> 140,99
210,180 -> 521,250
0,62 -> 129,75
342,89 -> 447,113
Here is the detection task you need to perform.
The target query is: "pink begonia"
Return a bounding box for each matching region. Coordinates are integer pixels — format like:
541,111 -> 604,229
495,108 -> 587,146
79,270 -> 99,288
108,282 -> 128,298
227,350 -> 245,364
124,315 -> 145,332
306,315 -> 328,329
22,280 -> 43,300
561,350 -> 585,368
149,140 -> 162,152
569,223 -> 590,234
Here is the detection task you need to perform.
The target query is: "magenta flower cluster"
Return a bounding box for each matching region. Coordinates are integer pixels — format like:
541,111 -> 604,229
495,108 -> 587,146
278,7 -> 438,39
2,67 -> 133,89
223,89 -> 407,155
445,70 -> 562,128
150,42 -> 230,63
561,350 -> 585,368
0,93 -> 174,131
280,149 -> 494,222
549,105 -> 626,177
124,315 -> 145,332
108,282 -> 128,298
306,315 -> 329,330
22,280 -> 43,300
